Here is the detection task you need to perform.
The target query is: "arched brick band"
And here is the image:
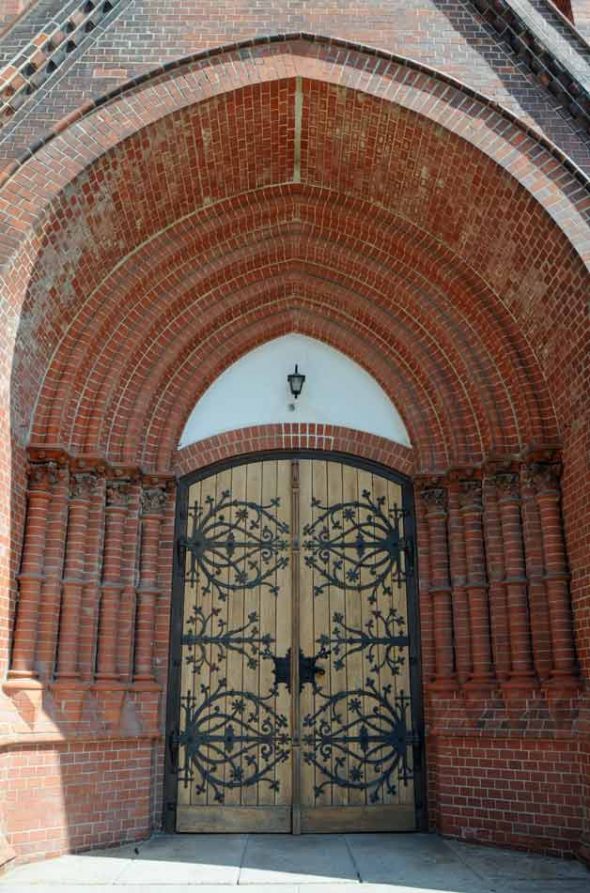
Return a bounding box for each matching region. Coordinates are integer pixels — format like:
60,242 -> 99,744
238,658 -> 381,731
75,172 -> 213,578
0,35 -> 588,863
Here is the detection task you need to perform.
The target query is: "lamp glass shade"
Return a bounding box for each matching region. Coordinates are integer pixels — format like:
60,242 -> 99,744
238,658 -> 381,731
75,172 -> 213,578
287,364 -> 305,398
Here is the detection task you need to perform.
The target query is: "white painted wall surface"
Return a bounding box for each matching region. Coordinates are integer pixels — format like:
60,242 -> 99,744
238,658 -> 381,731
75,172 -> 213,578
179,334 -> 410,448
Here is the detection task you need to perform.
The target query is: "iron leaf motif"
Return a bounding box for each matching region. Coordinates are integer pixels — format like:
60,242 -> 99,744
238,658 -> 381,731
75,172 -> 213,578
302,678 -> 414,802
177,679 -> 290,802
182,605 -> 275,675
180,490 -> 289,600
317,608 -> 408,675
302,490 -> 409,602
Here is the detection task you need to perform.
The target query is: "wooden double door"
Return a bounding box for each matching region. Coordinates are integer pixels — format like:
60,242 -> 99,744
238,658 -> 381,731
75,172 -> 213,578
166,454 -> 424,833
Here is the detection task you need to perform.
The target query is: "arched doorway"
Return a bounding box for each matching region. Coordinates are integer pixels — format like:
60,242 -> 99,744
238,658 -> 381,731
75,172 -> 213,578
164,452 -> 425,834
1,34 -> 587,863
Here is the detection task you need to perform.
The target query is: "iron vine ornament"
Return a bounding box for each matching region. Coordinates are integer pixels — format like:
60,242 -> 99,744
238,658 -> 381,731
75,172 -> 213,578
182,605 -> 275,675
179,490 -> 290,600
302,490 -> 410,603
317,608 -> 408,675
302,677 -> 414,802
176,678 -> 290,802
174,479 -> 416,805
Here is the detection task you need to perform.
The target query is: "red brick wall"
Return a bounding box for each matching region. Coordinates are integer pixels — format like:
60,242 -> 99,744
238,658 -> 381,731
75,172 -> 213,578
0,32 -> 588,869
0,0 -> 588,173
0,740 -> 154,861
0,1 -> 33,36
432,736 -> 583,855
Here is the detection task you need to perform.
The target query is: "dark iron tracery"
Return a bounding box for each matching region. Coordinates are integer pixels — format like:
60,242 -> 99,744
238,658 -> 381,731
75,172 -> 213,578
302,677 -> 415,802
302,490 -> 410,603
177,678 -> 291,802
182,605 -> 275,675
179,490 -> 290,600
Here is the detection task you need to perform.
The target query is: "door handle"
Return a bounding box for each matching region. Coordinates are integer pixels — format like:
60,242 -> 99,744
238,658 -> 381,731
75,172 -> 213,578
272,648 -> 325,692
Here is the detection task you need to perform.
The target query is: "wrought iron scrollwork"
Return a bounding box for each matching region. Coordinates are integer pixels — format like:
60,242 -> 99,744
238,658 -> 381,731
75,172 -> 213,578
317,608 -> 409,675
180,490 -> 289,600
302,678 -> 414,802
302,490 -> 410,603
182,605 -> 275,675
177,679 -> 290,802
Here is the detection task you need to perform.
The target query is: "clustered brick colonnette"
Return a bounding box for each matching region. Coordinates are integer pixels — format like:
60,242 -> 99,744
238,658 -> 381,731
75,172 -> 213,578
0,3 -> 589,872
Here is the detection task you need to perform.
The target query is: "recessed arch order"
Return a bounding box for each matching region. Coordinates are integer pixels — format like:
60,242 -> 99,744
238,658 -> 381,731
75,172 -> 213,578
1,34 -> 589,862
2,34 -> 588,485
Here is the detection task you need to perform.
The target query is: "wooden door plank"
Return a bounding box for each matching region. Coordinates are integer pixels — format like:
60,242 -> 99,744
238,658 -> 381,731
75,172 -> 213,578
197,470 -> 220,809
177,478 -> 201,812
342,461 -> 364,808
326,460 -> 346,808
275,459 -> 293,812
389,476 -> 414,812
242,460 -> 263,809
224,462 -> 247,807
297,459 -> 315,813
300,804 -> 415,833
177,805 -> 291,833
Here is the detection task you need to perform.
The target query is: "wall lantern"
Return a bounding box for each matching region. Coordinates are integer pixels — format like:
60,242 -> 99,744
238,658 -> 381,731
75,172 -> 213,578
287,364 -> 306,399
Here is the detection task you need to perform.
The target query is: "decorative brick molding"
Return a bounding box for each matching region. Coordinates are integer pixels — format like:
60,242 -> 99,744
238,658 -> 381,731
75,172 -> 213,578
4,451 -> 173,737
470,0 -> 590,136
175,426 -> 416,478
415,457 -> 580,711
0,0 -> 123,128
0,35 -> 588,866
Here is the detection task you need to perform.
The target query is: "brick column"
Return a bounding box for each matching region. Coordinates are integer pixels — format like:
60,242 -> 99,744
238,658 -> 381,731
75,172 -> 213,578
56,472 -> 98,680
483,476 -> 511,682
134,486 -> 168,681
116,482 -> 141,682
533,463 -> 578,690
447,479 -> 471,686
420,484 -> 456,692
460,478 -> 494,693
96,480 -> 129,682
494,471 -> 537,694
9,463 -> 57,678
78,476 -> 106,681
415,495 -> 435,684
521,465 -> 553,681
35,463 -> 69,680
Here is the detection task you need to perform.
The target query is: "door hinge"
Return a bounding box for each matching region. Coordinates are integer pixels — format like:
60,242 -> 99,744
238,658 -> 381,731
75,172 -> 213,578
168,728 -> 180,766
401,536 -> 415,575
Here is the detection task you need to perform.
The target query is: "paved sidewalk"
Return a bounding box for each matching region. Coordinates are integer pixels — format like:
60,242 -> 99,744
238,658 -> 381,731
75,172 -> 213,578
0,833 -> 588,892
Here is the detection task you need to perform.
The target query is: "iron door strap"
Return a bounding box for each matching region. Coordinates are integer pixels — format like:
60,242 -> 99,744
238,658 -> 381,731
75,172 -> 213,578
272,648 -> 325,692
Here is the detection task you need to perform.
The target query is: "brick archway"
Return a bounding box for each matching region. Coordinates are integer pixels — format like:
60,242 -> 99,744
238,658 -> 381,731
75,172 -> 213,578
1,36 -> 589,864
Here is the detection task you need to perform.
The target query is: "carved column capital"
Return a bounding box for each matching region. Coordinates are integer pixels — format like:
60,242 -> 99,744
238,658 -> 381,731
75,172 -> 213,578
420,486 -> 447,512
493,471 -> 520,500
106,480 -> 130,508
459,479 -> 482,511
28,462 -> 59,492
522,462 -> 561,495
140,486 -> 168,516
70,471 -> 99,500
